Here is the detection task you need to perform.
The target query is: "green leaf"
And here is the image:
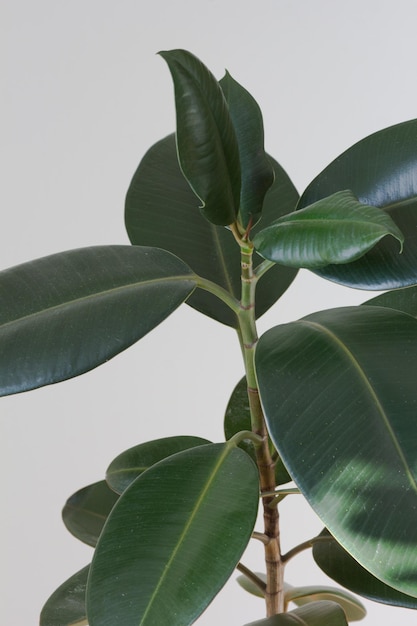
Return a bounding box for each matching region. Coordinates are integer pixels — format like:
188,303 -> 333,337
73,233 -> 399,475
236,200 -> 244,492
219,71 -> 274,228
106,435 -> 211,494
299,118 -> 417,288
224,377 -> 292,485
236,571 -> 267,599
253,190 -> 404,268
364,286 -> 417,318
125,134 -> 298,327
244,601 -> 348,625
62,481 -> 119,547
159,49 -> 240,225
87,443 -> 259,626
236,573 -> 365,620
0,245 -> 196,396
40,565 -> 89,626
313,529 -> 417,609
286,584 -> 366,621
255,305 -> 417,597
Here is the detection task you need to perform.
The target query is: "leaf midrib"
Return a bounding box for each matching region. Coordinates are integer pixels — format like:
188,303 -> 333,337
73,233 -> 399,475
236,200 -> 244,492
140,444 -> 230,624
0,273 -> 197,331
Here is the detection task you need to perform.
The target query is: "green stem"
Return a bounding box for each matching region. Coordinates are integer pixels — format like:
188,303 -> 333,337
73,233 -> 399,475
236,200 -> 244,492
194,274 -> 241,315
236,238 -> 285,617
254,258 -> 276,280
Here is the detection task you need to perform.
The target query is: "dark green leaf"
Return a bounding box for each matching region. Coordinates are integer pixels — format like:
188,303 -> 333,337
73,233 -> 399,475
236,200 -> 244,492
364,286 -> 417,318
159,49 -> 240,225
62,481 -> 119,547
255,305 -> 417,597
0,245 -> 196,396
125,134 -> 298,327
219,71 -> 274,228
224,376 -> 292,485
313,529 -> 417,608
299,118 -> 417,288
87,443 -> 259,626
254,190 -> 403,268
106,435 -> 211,494
244,601 -> 348,625
40,565 -> 89,626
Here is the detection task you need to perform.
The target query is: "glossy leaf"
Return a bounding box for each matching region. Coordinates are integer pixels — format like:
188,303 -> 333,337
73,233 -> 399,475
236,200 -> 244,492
0,245 -> 196,396
237,574 -> 365,620
40,565 -> 89,626
313,529 -> 417,609
299,118 -> 417,288
256,305 -> 417,597
159,49 -> 240,225
106,435 -> 211,494
87,443 -> 259,626
219,71 -> 274,228
364,286 -> 417,318
245,601 -> 348,625
224,376 -> 292,485
125,134 -> 298,327
253,190 -> 403,268
62,481 -> 119,547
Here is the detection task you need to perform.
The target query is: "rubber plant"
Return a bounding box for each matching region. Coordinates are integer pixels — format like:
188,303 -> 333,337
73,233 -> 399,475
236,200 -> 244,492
3,49 -> 417,625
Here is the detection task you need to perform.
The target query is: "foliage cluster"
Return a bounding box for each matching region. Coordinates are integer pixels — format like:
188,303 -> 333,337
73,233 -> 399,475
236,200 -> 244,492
3,50 -> 417,625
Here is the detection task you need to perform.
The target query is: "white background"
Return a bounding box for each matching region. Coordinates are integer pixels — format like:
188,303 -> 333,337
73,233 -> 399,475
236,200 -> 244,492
2,1 -> 417,624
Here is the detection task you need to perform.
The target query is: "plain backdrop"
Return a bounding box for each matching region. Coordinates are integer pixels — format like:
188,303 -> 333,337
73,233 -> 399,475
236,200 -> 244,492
2,1 -> 417,624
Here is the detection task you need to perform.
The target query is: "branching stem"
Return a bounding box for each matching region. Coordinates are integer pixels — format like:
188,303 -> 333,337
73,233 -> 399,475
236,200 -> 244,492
237,562 -> 267,595
194,275 -> 240,314
281,534 -> 334,564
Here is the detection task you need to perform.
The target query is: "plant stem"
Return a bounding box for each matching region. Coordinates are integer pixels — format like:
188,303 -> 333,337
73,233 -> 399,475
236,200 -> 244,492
236,237 -> 285,617
237,562 -> 267,595
281,534 -> 335,564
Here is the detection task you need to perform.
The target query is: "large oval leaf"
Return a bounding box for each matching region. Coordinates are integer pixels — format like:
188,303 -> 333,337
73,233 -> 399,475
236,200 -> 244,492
364,286 -> 417,318
159,49 -> 240,225
245,601 -> 348,625
40,565 -> 89,626
254,190 -> 403,268
299,119 -> 417,288
106,435 -> 211,494
255,305 -> 417,597
62,481 -> 119,547
313,529 -> 417,609
0,245 -> 196,395
87,443 -> 259,626
219,71 -> 274,228
125,134 -> 298,327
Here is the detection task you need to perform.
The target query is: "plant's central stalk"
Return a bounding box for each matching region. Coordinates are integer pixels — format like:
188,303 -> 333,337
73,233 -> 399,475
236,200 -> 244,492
236,237 -> 284,617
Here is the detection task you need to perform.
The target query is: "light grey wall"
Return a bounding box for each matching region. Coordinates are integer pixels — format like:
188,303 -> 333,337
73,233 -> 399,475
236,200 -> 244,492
2,1 -> 417,624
